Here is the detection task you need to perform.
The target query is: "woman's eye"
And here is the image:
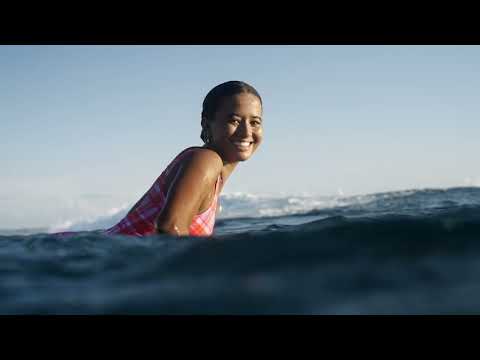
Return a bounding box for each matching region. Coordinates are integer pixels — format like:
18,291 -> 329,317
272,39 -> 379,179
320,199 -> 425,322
229,119 -> 240,125
251,121 -> 261,127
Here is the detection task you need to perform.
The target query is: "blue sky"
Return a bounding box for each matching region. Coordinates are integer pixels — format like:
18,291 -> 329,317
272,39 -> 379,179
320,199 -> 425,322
1,45 -> 479,228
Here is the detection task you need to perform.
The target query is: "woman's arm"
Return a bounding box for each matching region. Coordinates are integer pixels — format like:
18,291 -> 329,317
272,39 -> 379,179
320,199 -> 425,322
155,149 -> 223,236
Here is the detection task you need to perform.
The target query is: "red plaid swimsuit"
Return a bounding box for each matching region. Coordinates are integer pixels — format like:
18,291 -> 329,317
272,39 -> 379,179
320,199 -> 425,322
105,147 -> 222,237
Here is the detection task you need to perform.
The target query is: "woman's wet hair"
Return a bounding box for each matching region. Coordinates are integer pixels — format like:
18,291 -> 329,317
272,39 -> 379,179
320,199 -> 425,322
201,81 -> 262,143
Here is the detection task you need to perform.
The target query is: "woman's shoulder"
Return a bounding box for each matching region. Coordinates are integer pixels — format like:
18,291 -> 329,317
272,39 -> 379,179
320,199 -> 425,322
182,147 -> 223,174
184,146 -> 222,161
169,146 -> 222,179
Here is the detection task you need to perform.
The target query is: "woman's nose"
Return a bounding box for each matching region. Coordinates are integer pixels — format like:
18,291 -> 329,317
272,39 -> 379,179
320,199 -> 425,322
237,120 -> 252,138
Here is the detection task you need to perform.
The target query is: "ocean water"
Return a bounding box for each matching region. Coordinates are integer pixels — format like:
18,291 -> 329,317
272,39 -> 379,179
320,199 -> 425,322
2,187 -> 480,314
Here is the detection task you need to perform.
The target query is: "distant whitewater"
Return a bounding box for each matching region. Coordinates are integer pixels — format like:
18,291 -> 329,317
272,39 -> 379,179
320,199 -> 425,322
47,187 -> 480,234
1,187 -> 480,314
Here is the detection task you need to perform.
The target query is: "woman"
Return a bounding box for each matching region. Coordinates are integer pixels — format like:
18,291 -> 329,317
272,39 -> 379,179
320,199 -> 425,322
104,80 -> 263,237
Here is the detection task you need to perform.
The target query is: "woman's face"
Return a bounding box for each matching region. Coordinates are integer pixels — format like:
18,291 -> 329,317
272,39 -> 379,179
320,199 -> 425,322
207,93 -> 263,163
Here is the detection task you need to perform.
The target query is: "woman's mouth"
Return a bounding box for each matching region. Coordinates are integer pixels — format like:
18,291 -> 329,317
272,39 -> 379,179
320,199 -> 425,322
231,140 -> 253,151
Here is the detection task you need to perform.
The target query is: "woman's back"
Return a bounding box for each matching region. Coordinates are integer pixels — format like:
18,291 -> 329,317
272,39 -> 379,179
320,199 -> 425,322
104,147 -> 222,237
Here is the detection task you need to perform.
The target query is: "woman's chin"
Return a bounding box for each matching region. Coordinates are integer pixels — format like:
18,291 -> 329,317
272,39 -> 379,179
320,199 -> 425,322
235,150 -> 254,162
215,144 -> 257,163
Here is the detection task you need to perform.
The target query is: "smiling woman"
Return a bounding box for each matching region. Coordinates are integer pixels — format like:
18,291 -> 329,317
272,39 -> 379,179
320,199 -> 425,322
101,80 -> 264,237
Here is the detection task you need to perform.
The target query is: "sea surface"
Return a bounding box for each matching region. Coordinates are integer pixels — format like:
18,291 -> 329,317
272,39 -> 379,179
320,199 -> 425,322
2,187 -> 480,314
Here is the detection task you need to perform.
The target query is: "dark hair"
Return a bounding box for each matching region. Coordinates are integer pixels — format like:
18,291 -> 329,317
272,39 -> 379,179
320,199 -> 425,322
201,81 -> 262,144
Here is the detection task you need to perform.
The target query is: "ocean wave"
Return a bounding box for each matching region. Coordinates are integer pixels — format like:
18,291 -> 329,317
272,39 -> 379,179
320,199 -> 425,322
3,203 -> 480,313
48,203 -> 130,233
44,187 -> 480,234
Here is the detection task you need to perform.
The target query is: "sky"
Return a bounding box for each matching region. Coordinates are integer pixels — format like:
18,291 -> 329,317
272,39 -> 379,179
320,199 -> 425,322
1,45 -> 479,229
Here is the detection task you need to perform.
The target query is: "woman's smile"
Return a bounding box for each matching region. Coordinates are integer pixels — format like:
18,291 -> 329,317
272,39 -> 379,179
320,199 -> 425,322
231,139 -> 254,151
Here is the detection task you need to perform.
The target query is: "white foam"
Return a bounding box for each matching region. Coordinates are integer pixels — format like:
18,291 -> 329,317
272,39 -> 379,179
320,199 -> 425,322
464,177 -> 480,187
48,203 -> 130,232
218,192 -> 345,219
